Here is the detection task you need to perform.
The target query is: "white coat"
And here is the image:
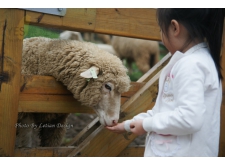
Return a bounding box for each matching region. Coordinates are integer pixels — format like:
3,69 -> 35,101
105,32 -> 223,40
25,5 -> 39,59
124,43 -> 222,157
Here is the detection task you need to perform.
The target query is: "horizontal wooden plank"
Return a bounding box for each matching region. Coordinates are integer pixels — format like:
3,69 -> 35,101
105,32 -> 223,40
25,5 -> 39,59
20,75 -> 145,97
118,145 -> 145,157
24,8 -> 96,32
19,94 -> 130,113
20,75 -> 71,95
19,75 -> 145,113
23,8 -> 161,40
14,147 -> 76,157
95,8 -> 160,40
19,94 -> 94,113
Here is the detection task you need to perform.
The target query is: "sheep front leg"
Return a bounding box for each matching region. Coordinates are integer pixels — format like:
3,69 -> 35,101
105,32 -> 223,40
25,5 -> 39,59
38,114 -> 69,147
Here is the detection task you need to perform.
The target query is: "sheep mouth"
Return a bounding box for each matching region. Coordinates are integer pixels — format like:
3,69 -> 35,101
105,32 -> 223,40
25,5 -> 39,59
98,118 -> 107,126
99,118 -> 110,127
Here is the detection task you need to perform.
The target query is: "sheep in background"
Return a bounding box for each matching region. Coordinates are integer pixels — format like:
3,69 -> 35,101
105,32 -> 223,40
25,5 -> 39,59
59,31 -> 117,56
59,31 -> 84,41
83,32 -> 111,44
111,36 -> 160,74
60,31 -> 111,44
17,37 -> 130,147
96,33 -> 111,44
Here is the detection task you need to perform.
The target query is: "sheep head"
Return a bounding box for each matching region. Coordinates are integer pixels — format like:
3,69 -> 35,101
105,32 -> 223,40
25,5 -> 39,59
80,66 -> 128,126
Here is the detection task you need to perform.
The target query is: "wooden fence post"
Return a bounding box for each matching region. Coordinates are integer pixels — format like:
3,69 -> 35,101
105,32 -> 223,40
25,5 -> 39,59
219,18 -> 225,157
0,9 -> 24,156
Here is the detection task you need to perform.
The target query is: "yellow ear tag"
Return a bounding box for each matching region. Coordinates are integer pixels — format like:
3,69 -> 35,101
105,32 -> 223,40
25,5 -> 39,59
90,68 -> 98,79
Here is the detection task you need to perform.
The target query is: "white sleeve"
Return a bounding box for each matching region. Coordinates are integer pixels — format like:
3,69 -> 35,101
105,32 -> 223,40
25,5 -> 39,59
124,109 -> 154,132
143,59 -> 207,135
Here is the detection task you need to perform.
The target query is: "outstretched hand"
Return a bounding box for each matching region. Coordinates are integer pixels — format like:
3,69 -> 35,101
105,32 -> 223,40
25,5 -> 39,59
105,122 -> 126,134
105,120 -> 147,136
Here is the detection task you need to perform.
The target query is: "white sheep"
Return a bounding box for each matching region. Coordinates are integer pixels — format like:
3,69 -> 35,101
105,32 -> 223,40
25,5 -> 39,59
59,31 -> 84,41
16,37 -> 130,147
111,36 -> 160,74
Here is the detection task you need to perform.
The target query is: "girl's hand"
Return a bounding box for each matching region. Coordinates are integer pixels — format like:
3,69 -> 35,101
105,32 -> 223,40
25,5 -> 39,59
105,122 -> 126,134
130,120 -> 147,136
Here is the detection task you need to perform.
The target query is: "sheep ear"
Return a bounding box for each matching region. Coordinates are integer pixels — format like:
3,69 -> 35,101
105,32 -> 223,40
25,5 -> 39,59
80,66 -> 100,79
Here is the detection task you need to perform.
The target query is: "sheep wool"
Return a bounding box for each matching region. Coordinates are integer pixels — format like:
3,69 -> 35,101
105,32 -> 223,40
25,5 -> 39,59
22,37 -> 130,107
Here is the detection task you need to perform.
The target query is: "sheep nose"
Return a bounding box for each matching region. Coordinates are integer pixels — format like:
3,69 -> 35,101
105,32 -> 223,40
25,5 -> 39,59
112,120 -> 118,125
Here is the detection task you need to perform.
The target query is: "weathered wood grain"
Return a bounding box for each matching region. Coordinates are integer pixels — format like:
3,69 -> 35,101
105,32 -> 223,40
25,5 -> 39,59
0,9 -> 24,156
24,8 -> 160,40
15,147 -> 76,157
19,75 -> 145,113
20,75 -> 145,96
94,8 -> 160,40
118,145 -> 145,157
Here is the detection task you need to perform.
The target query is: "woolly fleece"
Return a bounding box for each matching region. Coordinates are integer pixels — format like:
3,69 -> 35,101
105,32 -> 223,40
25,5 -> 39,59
22,37 -> 130,107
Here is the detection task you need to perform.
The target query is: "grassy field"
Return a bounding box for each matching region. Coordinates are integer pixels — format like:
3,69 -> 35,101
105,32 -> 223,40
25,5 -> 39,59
24,25 -> 168,81
24,24 -> 61,39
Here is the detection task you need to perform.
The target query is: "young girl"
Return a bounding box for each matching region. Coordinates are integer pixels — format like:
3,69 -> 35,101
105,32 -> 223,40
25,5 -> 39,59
106,9 -> 224,157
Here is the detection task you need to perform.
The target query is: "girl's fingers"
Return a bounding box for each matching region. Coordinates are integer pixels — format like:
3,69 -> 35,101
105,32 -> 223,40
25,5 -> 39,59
105,126 -> 115,131
105,125 -> 125,134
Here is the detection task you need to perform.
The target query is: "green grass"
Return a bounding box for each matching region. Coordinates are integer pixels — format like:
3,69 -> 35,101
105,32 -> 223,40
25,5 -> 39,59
24,24 -> 61,39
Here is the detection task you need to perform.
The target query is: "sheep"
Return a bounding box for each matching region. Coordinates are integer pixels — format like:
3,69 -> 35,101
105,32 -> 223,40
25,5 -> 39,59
95,33 -> 111,44
111,36 -> 160,74
59,31 -> 84,41
16,37 -> 130,147
60,31 -> 111,44
83,32 -> 111,44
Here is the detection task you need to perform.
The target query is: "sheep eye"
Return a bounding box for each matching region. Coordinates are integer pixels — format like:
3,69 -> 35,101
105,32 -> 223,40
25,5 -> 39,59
105,84 -> 111,91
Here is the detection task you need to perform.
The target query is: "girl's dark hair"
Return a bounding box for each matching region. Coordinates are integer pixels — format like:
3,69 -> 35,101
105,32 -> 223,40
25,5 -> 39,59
156,8 -> 224,81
